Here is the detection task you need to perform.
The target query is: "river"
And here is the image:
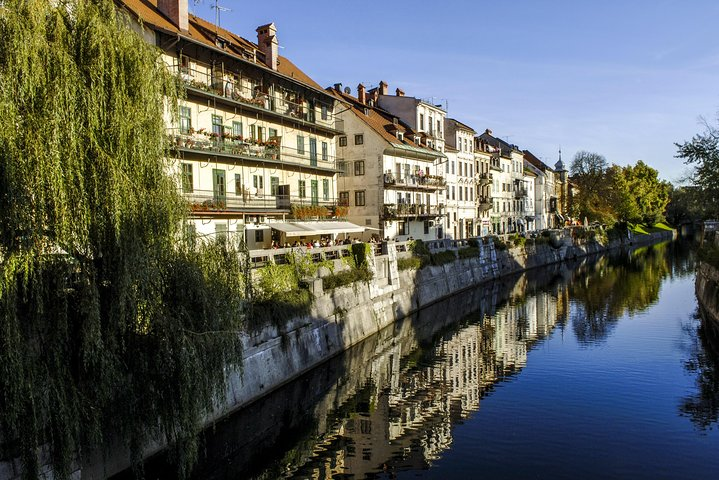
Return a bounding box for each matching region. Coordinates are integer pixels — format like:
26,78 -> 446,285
139,240 -> 719,479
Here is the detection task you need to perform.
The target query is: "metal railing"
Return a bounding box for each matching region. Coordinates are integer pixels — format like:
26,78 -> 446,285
382,203 -> 443,219
168,130 -> 339,171
176,63 -> 344,132
383,173 -> 446,189
183,189 -> 341,213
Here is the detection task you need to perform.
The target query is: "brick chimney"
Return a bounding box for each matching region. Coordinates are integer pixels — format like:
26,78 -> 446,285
256,23 -> 278,70
357,83 -> 366,104
379,80 -> 388,96
396,87 -> 404,97
157,0 -> 188,32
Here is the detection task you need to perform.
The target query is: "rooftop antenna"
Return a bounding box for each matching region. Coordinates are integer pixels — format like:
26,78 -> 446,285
210,0 -> 230,33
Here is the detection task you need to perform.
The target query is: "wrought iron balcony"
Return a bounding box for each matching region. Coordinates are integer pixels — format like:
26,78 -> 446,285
176,64 -> 344,134
382,203 -> 443,219
476,172 -> 492,186
383,173 -> 446,190
478,196 -> 493,211
182,188 -> 342,215
168,131 -> 339,174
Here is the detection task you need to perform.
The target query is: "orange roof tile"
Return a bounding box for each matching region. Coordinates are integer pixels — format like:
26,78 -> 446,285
329,89 -> 443,158
118,1 -> 325,94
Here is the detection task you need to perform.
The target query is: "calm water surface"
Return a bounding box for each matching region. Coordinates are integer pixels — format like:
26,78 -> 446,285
151,241 -> 719,479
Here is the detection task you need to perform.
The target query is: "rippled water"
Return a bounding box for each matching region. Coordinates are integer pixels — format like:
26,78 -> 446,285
141,241 -> 719,479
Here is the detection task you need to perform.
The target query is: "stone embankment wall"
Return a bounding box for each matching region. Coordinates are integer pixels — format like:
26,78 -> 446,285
222,229 -> 676,419
696,230 -> 719,328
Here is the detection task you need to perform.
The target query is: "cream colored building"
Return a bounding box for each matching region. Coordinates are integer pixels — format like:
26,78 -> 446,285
444,119 -> 478,239
331,84 -> 447,241
120,0 -> 347,249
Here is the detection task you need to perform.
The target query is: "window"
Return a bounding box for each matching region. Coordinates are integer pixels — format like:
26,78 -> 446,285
419,113 -> 424,130
451,186 -> 456,200
437,120 -> 441,137
212,114 -> 223,139
181,163 -> 193,193
321,105 -> 328,120
232,121 -> 243,138
270,176 -> 279,195
339,136 -> 347,147
250,124 -> 256,141
255,229 -> 264,242
459,187 -> 463,201
235,173 -> 242,195
309,138 -> 317,166
268,127 -> 277,139
253,175 -> 263,194
339,191 -> 349,206
180,106 -> 192,134
355,190 -> 366,206
297,135 -> 305,155
424,221 -> 430,235
354,134 -> 363,145
298,180 -> 306,198
451,162 -> 455,175
257,126 -> 265,143
321,141 -> 328,161
322,179 -> 329,200
465,186 -> 468,201
338,161 -> 348,177
398,221 -> 408,236
354,160 -> 365,176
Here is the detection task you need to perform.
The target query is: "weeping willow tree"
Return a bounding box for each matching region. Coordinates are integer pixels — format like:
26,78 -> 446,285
0,1 -> 246,478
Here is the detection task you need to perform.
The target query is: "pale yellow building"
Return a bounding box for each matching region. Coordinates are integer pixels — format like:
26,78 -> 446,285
119,0 -> 347,249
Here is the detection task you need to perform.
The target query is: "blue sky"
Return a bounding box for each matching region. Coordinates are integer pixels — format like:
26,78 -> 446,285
190,0 -> 719,182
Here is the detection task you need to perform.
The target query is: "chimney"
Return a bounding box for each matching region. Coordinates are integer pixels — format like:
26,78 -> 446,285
379,80 -> 388,96
485,128 -> 493,136
395,88 -> 404,97
357,83 -> 366,104
333,83 -> 342,92
157,0 -> 189,32
256,23 -> 279,70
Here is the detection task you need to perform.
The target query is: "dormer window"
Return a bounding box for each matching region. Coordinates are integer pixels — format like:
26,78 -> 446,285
363,107 -> 370,116
393,117 -> 398,125
397,132 -> 404,141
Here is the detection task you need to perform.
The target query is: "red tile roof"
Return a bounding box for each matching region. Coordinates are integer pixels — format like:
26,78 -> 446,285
117,1 -> 324,92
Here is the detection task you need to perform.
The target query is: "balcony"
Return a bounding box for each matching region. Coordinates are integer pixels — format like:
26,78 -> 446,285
169,131 -> 339,174
382,203 -> 443,220
514,188 -> 527,199
183,189 -> 342,215
176,64 -> 344,135
383,173 -> 446,190
476,172 -> 492,186
479,196 -> 493,212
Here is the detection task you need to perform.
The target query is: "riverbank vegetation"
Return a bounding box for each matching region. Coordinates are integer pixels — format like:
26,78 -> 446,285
0,1 -> 246,478
570,152 -> 671,225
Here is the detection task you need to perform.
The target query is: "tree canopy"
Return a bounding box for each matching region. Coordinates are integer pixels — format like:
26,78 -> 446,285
569,151 -> 670,225
0,1 -> 246,477
675,118 -> 719,219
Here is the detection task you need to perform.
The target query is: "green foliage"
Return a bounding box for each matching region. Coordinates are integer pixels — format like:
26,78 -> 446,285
248,289 -> 312,331
408,239 -> 430,256
397,256 -> 422,271
0,1 -> 246,477
350,243 -> 372,270
430,250 -> 457,266
508,233 -> 526,248
676,118 -> 719,219
458,247 -> 480,259
322,267 -> 373,290
489,236 -> 508,251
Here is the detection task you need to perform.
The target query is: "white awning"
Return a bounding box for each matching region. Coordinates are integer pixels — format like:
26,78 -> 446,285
269,221 -> 365,237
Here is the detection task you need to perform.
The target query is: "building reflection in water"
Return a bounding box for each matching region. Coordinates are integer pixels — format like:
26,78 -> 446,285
168,241 -> 706,480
